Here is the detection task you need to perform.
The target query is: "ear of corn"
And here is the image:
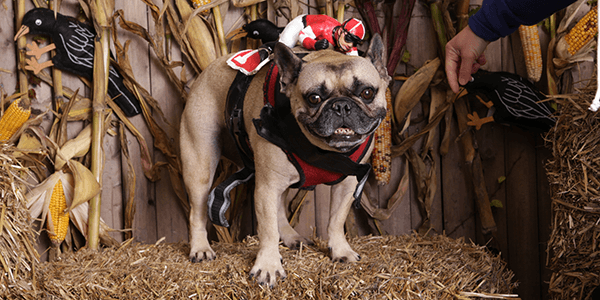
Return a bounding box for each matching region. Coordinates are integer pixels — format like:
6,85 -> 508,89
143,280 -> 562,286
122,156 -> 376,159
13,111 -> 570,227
518,25 -> 543,82
372,88 -> 393,185
175,0 -> 218,71
0,98 -> 31,142
192,0 -> 211,14
565,6 -> 597,55
47,179 -> 69,244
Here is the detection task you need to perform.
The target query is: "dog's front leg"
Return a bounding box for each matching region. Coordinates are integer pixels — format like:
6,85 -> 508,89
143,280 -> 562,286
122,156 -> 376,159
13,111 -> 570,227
250,167 -> 293,287
328,177 -> 361,263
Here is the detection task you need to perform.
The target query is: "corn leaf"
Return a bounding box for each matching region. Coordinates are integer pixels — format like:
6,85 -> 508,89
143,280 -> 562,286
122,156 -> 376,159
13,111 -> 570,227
67,159 -> 100,211
55,124 -> 92,170
394,58 -> 441,129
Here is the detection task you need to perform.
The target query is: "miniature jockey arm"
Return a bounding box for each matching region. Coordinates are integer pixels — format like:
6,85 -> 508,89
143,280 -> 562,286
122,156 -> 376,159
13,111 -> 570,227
298,26 -> 328,50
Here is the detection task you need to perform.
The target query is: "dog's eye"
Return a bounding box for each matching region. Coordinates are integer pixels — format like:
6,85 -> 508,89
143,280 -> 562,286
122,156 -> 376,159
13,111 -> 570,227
307,94 -> 322,105
360,88 -> 375,102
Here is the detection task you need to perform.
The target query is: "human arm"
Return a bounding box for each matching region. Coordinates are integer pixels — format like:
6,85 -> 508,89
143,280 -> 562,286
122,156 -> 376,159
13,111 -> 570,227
469,0 -> 577,42
445,25 -> 489,93
446,0 -> 578,93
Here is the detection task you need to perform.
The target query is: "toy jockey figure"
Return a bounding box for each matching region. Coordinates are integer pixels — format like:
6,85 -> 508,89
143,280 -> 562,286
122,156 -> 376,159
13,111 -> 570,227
228,15 -> 366,75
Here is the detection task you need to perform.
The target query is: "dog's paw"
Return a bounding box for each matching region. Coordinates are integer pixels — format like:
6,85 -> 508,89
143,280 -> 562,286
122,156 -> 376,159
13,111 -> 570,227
189,244 -> 216,263
249,254 -> 286,287
280,231 -> 313,250
329,246 -> 361,263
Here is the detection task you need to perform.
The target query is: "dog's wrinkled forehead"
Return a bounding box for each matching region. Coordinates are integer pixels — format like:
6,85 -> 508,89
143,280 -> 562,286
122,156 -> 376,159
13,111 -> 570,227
297,54 -> 381,93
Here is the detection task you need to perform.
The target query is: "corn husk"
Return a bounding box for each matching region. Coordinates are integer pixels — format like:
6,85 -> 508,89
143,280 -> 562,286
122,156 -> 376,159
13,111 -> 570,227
175,0 -> 218,71
394,58 -> 441,129
26,170 -> 115,247
54,124 -> 92,170
232,0 -> 265,7
553,1 -> 596,73
67,159 -> 101,212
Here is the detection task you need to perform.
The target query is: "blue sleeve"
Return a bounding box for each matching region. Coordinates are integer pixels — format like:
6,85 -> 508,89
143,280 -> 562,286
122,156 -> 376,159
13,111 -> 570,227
468,0 -> 577,41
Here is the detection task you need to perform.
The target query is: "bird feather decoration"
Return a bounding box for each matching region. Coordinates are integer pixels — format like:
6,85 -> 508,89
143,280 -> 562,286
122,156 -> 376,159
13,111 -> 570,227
464,70 -> 556,132
14,8 -> 141,117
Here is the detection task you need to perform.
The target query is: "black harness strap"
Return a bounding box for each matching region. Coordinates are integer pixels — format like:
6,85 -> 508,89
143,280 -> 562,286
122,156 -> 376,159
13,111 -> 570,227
208,71 -> 256,227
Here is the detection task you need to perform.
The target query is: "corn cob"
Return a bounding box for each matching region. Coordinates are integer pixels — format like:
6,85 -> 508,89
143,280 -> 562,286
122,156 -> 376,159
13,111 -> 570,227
372,88 -> 393,185
518,25 -> 543,82
48,180 -> 69,244
0,98 -> 31,142
191,0 -> 211,13
565,6 -> 597,55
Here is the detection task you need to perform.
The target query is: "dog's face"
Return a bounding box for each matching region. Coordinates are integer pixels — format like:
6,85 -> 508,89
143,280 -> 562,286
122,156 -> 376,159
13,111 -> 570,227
274,35 -> 390,152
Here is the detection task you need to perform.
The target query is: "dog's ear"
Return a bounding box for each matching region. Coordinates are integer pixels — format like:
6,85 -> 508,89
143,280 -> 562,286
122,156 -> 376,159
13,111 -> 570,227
274,42 -> 303,95
365,33 -> 391,83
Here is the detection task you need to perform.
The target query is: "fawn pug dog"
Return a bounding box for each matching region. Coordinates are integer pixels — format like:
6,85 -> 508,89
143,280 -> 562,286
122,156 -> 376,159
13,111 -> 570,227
180,34 -> 390,287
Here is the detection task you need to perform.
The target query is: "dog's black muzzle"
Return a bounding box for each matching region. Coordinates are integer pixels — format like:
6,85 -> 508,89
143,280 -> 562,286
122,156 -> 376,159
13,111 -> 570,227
308,97 -> 385,138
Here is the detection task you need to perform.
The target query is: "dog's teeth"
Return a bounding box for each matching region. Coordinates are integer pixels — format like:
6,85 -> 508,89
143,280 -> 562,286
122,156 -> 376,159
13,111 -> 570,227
334,128 -> 355,135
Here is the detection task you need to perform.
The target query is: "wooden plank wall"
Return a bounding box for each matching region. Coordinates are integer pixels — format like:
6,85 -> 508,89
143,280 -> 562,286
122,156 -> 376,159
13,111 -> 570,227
2,0 -> 594,299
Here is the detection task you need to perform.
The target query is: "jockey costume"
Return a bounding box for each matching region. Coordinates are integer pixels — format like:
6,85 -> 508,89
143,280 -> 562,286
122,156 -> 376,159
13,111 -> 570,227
279,14 -> 365,56
227,15 -> 366,75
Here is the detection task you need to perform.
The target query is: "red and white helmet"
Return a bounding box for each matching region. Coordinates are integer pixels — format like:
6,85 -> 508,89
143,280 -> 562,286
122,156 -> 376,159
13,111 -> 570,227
341,18 -> 365,43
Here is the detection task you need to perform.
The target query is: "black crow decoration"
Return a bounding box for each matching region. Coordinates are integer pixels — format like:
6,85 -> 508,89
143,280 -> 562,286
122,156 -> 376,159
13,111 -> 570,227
14,8 -> 142,117
226,18 -> 284,43
464,70 -> 556,132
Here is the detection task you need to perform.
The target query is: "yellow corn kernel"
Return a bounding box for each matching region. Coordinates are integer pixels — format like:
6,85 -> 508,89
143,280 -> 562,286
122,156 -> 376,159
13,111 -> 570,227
48,180 -> 69,244
565,7 -> 598,55
191,0 -> 211,13
518,25 -> 543,82
372,88 -> 393,185
0,99 -> 31,142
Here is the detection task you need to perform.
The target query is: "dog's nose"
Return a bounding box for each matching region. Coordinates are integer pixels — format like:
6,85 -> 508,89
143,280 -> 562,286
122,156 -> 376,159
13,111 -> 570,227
332,101 -> 352,115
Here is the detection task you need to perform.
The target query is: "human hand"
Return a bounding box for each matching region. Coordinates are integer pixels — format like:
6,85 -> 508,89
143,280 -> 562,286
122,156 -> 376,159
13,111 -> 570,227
314,39 -> 329,50
445,25 -> 489,94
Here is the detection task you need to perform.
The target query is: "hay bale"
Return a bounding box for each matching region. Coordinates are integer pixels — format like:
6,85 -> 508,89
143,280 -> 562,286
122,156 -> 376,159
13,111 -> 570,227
545,88 -> 600,299
9,234 -> 516,299
0,144 -> 39,296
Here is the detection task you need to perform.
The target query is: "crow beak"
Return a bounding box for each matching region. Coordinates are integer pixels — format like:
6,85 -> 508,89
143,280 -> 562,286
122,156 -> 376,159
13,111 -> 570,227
14,25 -> 29,41
226,26 -> 247,40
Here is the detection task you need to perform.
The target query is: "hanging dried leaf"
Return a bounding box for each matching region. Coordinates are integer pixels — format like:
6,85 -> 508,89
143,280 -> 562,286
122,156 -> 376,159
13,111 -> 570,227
67,159 -> 100,211
394,58 -> 441,129
115,7 -> 186,98
119,122 -> 136,241
175,0 -> 218,71
360,163 -> 410,221
106,99 -> 158,181
14,130 -> 45,158
54,124 -> 92,171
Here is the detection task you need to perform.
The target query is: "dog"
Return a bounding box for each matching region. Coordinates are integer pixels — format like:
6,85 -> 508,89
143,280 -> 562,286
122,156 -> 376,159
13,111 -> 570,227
180,34 -> 390,287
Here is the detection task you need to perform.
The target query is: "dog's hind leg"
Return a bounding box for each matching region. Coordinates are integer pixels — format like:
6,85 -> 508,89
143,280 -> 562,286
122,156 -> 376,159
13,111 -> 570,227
277,189 -> 312,249
328,177 -> 361,263
180,111 -> 222,263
